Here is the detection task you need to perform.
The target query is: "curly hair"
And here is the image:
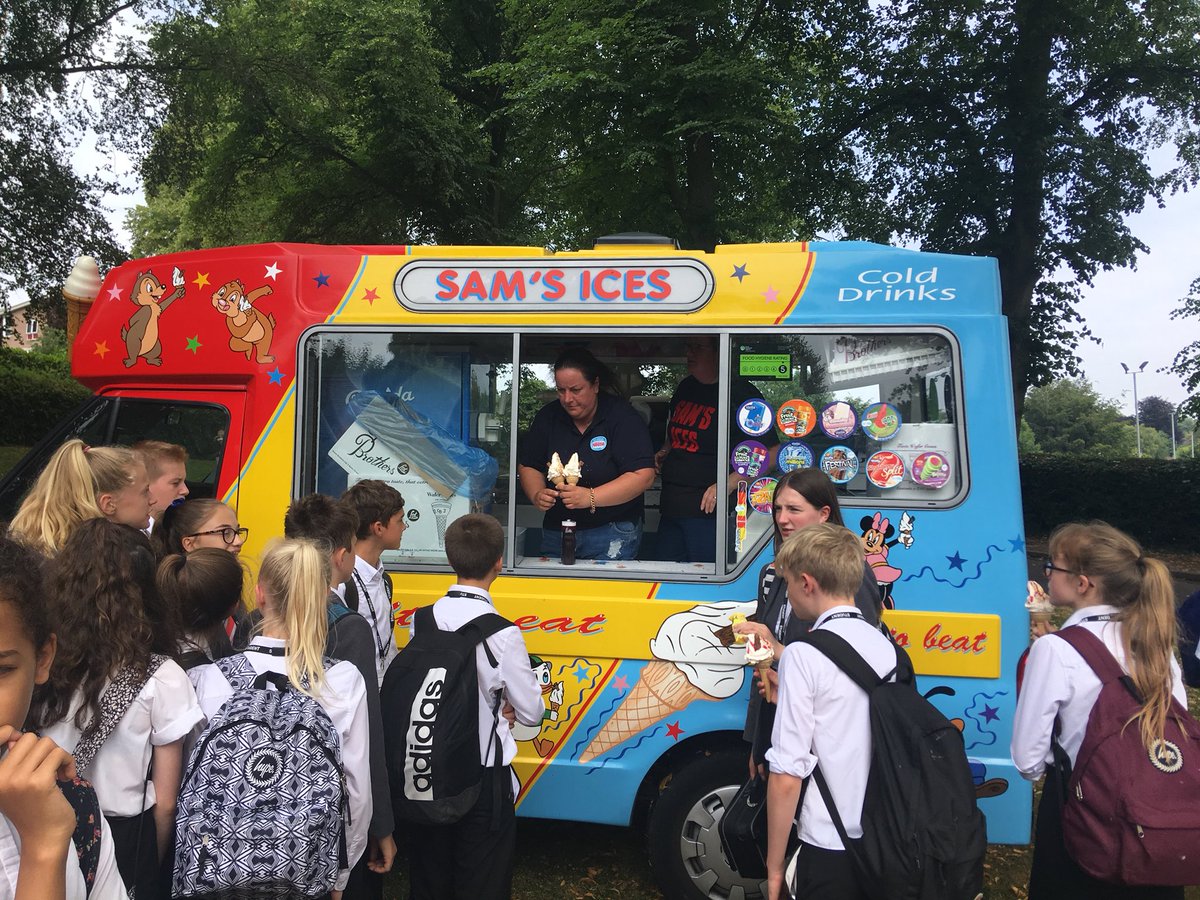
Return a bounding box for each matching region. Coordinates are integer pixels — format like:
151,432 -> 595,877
31,519 -> 178,730
0,535 -> 51,649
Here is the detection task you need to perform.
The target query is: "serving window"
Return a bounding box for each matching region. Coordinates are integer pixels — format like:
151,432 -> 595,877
297,327 -> 964,579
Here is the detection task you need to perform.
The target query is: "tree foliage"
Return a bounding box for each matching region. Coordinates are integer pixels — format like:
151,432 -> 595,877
1137,395 -> 1177,436
1166,275 -> 1200,418
0,0 -> 136,326
1022,378 -> 1137,458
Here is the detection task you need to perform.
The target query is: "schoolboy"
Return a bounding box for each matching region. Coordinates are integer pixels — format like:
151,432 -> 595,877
338,480 -> 406,686
407,514 -> 544,900
283,494 -> 396,898
131,439 -> 189,525
764,523 -> 896,900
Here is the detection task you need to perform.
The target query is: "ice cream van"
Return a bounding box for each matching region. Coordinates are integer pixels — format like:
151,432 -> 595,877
1,235 -> 1031,899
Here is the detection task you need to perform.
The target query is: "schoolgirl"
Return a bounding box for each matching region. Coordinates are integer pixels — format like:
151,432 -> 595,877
8,439 -> 151,555
189,538 -> 372,894
32,520 -> 203,897
1011,521 -> 1187,899
156,549 -> 245,680
733,467 -> 882,778
0,535 -> 125,899
150,498 -> 247,559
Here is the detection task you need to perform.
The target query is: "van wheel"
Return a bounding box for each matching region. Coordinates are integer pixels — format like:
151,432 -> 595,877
646,749 -> 766,900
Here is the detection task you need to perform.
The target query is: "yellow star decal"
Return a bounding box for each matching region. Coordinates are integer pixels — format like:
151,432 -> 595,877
193,272 -> 210,288
94,341 -> 109,359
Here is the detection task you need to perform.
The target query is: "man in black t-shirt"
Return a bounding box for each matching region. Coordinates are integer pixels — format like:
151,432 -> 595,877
655,337 -> 776,563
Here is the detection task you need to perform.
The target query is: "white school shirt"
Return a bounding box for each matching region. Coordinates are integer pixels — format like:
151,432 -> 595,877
0,807 -> 126,899
1011,604 -> 1187,779
336,556 -> 398,686
190,639 -> 372,891
413,586 -> 545,773
42,659 -> 203,817
766,607 -> 898,851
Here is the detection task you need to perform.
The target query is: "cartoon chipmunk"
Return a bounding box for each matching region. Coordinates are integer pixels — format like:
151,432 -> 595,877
211,280 -> 276,364
121,267 -> 185,367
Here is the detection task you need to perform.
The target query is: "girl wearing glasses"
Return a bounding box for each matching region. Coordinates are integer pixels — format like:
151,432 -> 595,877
1011,522 -> 1186,899
152,499 -> 247,558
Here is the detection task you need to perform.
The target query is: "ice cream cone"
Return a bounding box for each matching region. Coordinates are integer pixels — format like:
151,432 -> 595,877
551,476 -> 565,487
756,660 -> 775,704
566,475 -> 580,485
579,660 -> 710,763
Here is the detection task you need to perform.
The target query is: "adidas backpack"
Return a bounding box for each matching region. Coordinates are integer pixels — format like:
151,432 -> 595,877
804,629 -> 987,900
1052,626 -> 1200,886
381,604 -> 511,824
172,654 -> 347,899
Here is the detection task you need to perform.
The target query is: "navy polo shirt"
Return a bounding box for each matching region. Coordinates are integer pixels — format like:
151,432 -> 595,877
519,392 -> 655,530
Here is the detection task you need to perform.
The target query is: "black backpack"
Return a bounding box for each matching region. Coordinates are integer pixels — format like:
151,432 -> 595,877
380,604 -> 511,825
803,629 -> 986,900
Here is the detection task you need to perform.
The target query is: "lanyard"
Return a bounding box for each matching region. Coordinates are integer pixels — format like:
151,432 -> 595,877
246,644 -> 286,657
447,589 -> 492,605
817,611 -> 864,627
1081,613 -> 1117,623
353,571 -> 391,663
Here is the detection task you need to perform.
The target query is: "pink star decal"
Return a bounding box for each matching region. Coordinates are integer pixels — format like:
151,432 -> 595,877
363,287 -> 379,304
761,286 -> 779,304
612,675 -> 629,691
665,721 -> 685,741
106,285 -> 122,301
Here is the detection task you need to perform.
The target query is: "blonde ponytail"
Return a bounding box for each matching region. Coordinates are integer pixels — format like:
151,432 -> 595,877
8,439 -> 103,555
1050,522 -> 1179,750
257,538 -> 331,697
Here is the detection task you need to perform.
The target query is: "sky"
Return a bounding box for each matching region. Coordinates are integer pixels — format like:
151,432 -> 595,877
68,137 -> 1197,419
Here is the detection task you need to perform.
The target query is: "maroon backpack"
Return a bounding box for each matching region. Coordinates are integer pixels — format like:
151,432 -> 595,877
1052,626 -> 1200,886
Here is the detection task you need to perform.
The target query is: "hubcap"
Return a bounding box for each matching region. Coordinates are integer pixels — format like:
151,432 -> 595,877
677,783 -> 767,900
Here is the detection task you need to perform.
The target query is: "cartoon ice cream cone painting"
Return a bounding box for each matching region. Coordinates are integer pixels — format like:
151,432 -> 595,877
578,601 -> 754,763
431,499 -> 451,545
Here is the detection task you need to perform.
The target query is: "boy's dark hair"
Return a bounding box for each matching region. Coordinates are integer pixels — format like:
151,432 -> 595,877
340,480 -> 405,541
444,514 -> 503,581
0,535 -> 51,648
283,493 -> 358,555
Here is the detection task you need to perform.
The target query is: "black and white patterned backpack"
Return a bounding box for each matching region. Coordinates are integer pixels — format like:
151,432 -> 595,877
172,653 -> 347,899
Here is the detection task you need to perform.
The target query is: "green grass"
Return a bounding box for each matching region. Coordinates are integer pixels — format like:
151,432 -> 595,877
0,446 -> 29,478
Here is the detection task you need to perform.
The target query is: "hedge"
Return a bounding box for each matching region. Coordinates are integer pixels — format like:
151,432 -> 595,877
1020,453 -> 1200,551
0,349 -> 91,445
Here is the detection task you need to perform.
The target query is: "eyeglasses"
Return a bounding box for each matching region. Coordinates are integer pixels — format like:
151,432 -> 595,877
187,526 -> 249,545
1042,559 -> 1077,577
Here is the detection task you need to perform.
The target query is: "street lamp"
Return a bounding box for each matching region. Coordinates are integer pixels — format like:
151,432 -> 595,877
1121,361 -> 1148,457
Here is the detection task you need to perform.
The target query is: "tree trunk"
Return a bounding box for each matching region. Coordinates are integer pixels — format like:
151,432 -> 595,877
998,0 -> 1057,424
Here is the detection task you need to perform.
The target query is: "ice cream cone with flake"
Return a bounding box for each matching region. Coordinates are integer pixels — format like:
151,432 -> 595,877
564,452 -> 582,486
579,660 -> 712,763
548,452 -> 566,487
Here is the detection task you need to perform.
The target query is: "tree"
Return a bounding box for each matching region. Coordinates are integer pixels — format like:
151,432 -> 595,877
1166,275 -> 1200,418
823,0 -> 1200,420
1137,395 -> 1177,436
1022,378 -> 1136,458
129,0 -> 486,248
0,0 -> 134,325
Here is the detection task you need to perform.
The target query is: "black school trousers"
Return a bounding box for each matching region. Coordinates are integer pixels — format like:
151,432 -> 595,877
106,809 -> 161,898
407,766 -> 516,900
791,842 -> 869,900
1029,763 -> 1184,900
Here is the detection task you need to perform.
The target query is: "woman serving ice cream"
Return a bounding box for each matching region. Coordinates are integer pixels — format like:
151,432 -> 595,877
518,348 -> 656,560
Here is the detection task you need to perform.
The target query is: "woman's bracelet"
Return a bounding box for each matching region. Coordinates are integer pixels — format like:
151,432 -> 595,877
589,488 -> 596,514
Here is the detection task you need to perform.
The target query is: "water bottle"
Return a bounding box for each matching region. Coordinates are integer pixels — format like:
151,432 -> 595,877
561,519 -> 577,566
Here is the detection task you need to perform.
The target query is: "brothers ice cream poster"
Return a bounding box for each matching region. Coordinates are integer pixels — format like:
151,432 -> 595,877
329,419 -> 469,559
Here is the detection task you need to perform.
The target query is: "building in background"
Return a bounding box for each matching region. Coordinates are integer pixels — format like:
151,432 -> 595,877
1,291 -> 40,349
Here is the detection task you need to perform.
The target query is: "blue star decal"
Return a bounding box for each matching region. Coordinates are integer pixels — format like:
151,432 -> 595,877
981,704 -> 1000,723
573,663 -> 590,683
946,551 -> 966,571
731,264 -> 749,282
313,272 -> 330,288
267,367 -> 285,386
1009,535 -> 1026,552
